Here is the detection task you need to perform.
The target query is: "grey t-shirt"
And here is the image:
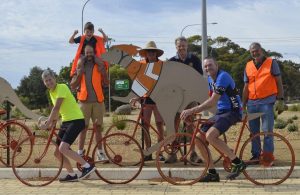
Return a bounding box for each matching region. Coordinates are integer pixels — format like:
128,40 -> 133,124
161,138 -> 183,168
83,60 -> 97,102
244,58 -> 281,105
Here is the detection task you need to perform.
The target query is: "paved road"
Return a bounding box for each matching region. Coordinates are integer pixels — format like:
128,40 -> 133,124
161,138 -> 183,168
1,178 -> 300,195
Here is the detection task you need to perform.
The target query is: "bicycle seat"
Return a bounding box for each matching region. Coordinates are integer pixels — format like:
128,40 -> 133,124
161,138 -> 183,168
0,109 -> 6,116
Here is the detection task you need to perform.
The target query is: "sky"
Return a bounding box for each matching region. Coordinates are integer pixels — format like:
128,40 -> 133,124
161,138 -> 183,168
0,0 -> 300,88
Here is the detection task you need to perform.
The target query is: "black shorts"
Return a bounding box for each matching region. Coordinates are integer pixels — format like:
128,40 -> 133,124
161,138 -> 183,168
56,119 -> 85,146
201,111 -> 241,134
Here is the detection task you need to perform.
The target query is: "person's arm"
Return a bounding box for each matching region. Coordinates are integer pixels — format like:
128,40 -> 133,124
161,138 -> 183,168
193,54 -> 203,75
242,83 -> 249,111
41,98 -> 63,130
180,93 -> 220,121
70,56 -> 85,90
69,30 -> 79,44
98,28 -> 108,43
95,56 -> 109,87
275,75 -> 284,99
242,70 -> 249,112
271,60 -> 284,99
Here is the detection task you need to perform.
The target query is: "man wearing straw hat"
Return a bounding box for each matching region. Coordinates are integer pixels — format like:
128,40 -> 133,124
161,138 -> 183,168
129,41 -> 166,161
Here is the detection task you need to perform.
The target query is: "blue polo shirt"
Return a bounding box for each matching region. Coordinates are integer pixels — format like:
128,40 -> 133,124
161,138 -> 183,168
208,70 -> 242,113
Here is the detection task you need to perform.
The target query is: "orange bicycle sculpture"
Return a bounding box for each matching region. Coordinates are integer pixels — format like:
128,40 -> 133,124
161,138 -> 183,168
155,113 -> 295,185
12,118 -> 143,186
0,108 -> 32,167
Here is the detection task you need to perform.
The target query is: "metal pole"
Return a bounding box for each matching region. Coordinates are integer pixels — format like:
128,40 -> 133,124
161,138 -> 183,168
6,101 -> 11,166
180,23 -> 217,37
106,38 -> 113,115
202,0 -> 208,76
82,0 -> 91,35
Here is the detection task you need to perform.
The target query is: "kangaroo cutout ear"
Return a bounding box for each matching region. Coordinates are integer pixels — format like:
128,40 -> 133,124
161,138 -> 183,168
111,44 -> 140,56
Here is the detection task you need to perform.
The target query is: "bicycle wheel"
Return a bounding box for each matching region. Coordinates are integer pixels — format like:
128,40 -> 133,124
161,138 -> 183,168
105,119 -> 152,149
240,132 -> 295,185
93,133 -> 144,184
156,133 -> 209,185
0,121 -> 32,166
186,131 -> 227,166
12,135 -> 63,187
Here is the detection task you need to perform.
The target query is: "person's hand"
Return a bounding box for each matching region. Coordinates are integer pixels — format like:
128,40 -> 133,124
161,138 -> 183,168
73,30 -> 79,35
180,109 -> 194,122
275,99 -> 286,115
98,28 -> 104,33
242,105 -> 247,114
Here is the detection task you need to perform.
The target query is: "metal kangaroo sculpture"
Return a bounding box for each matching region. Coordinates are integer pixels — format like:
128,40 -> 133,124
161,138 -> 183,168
102,45 -> 209,155
0,77 -> 41,120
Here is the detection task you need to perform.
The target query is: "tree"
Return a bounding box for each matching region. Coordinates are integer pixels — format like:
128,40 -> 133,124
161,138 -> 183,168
16,66 -> 48,109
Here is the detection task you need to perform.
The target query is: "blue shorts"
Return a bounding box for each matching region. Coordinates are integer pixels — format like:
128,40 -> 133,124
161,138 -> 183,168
201,111 -> 241,134
56,119 -> 85,145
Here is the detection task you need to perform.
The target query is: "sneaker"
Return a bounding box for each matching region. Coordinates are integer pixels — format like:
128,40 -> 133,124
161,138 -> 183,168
97,152 -> 108,161
199,172 -> 220,182
144,155 -> 153,161
79,165 -> 96,179
190,151 -> 203,164
226,161 -> 247,180
59,174 -> 78,182
164,153 -> 177,163
158,154 -> 165,161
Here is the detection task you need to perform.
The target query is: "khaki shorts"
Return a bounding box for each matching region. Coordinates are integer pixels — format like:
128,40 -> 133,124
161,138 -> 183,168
79,101 -> 105,127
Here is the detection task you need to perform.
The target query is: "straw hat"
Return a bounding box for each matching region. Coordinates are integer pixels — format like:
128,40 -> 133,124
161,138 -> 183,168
138,41 -> 164,57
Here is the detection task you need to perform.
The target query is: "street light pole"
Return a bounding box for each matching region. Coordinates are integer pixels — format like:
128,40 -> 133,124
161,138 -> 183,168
202,0 -> 207,76
180,23 -> 217,37
106,38 -> 115,115
82,0 -> 91,35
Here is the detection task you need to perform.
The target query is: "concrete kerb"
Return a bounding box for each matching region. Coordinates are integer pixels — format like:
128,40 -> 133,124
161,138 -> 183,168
1,166 -> 300,180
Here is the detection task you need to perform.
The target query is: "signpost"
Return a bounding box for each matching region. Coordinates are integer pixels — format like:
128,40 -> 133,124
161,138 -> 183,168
115,79 -> 129,90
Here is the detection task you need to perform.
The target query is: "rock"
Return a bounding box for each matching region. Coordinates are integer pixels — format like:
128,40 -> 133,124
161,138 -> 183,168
115,104 -> 132,115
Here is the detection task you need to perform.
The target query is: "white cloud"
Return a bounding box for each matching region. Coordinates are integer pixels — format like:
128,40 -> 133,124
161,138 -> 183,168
0,0 -> 299,88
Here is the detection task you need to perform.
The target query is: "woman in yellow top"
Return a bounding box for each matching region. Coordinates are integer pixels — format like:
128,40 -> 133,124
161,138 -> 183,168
41,70 -> 95,182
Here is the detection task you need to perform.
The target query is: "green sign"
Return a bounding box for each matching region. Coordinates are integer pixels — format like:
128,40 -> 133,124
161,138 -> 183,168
115,79 -> 129,90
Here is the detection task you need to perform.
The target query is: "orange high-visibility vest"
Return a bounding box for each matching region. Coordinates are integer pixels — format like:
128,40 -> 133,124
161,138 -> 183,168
245,57 -> 278,100
129,60 -> 163,97
70,35 -> 108,77
77,64 -> 104,103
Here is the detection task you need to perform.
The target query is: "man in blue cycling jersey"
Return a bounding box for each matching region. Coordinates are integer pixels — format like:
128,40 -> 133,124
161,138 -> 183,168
181,57 -> 246,182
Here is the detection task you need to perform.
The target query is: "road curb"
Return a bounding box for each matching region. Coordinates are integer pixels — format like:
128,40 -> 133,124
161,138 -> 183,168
1,166 -> 300,180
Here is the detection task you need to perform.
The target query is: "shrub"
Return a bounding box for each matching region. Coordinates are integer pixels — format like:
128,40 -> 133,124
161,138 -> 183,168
287,124 -> 298,132
292,115 -> 298,120
287,118 -> 294,124
111,115 -> 127,130
274,118 -> 288,129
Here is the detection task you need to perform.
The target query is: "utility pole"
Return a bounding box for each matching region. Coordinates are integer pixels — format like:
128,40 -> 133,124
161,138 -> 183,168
202,0 -> 208,76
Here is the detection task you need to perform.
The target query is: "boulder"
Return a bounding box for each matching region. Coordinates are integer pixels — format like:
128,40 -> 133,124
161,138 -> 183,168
114,104 -> 132,115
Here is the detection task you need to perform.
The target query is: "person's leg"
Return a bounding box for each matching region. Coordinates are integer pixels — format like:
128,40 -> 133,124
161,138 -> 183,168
259,103 -> 275,153
196,129 -> 219,182
91,102 -> 108,161
247,104 -> 261,158
152,105 -> 164,142
142,104 -> 153,148
78,102 -> 92,155
152,104 -> 166,161
208,111 -> 246,180
60,119 -> 96,179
